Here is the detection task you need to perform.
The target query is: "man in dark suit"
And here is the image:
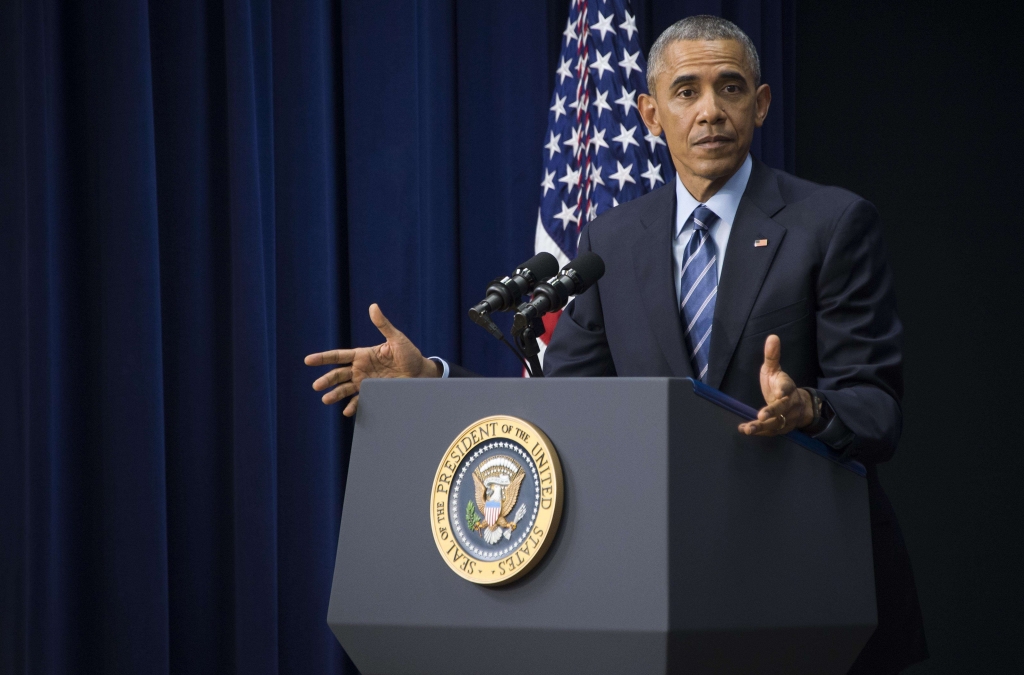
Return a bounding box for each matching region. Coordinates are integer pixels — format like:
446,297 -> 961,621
306,15 -> 927,674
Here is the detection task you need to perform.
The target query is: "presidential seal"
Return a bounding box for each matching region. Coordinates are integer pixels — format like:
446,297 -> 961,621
430,415 -> 563,585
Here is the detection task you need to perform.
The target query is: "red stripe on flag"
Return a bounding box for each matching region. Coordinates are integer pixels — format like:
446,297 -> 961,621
540,310 -> 561,345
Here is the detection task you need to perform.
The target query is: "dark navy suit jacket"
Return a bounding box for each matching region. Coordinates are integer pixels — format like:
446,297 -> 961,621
542,158 -> 928,673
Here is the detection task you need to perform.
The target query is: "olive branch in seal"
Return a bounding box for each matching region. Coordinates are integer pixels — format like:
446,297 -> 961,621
465,500 -> 481,530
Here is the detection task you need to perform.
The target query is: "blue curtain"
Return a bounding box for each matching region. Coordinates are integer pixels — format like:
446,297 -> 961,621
0,1 -> 792,673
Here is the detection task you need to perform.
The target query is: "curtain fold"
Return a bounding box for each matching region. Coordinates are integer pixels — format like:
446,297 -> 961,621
222,1 -> 281,670
0,1 -> 793,673
0,0 -> 172,671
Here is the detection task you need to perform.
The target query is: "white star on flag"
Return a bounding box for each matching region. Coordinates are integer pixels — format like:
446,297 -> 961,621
590,50 -> 614,79
545,131 -> 562,159
558,165 -> 582,192
640,160 -> 664,189
589,163 -> 606,187
563,126 -> 583,155
550,93 -> 567,121
556,57 -> 573,84
619,11 -> 638,41
615,86 -> 637,114
612,123 -> 640,152
619,49 -> 642,77
541,169 -> 556,196
589,126 -> 610,153
593,88 -> 612,117
609,161 -> 636,190
554,200 -> 579,228
563,18 -> 578,45
569,91 -> 588,113
590,12 -> 615,40
644,130 -> 667,151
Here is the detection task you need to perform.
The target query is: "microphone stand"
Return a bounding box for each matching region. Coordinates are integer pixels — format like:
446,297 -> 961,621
511,316 -> 545,378
469,309 -> 537,376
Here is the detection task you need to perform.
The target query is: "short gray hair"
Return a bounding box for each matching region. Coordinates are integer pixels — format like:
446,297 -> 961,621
646,16 -> 761,94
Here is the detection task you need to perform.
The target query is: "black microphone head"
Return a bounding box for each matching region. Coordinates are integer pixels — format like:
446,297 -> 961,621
517,252 -> 560,281
564,252 -> 605,290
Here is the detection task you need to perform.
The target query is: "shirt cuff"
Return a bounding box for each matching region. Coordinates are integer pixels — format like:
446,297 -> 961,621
427,356 -> 450,379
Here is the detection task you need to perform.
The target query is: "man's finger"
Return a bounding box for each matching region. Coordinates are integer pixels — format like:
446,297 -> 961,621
772,377 -> 796,401
343,394 -> 359,418
304,349 -> 355,366
757,396 -> 792,421
739,420 -> 773,435
313,366 -> 352,392
742,399 -> 793,436
322,382 -> 358,405
740,418 -> 785,436
369,303 -> 403,341
763,334 -> 782,373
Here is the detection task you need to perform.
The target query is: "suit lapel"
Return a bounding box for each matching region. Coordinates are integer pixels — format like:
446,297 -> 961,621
632,184 -> 694,378
706,160 -> 787,389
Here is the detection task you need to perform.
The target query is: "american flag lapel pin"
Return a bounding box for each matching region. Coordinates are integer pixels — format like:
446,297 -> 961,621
754,239 -> 768,247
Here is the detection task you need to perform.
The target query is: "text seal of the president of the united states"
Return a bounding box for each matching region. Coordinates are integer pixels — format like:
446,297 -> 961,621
430,415 -> 563,585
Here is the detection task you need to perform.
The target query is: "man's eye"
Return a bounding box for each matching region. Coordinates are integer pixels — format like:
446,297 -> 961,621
679,89 -> 694,97
724,85 -> 739,93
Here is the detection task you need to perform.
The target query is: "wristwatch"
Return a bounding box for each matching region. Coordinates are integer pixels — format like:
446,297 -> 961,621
802,387 -> 833,436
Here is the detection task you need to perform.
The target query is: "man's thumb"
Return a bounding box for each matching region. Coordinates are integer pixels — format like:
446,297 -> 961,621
369,303 -> 402,340
763,334 -> 782,371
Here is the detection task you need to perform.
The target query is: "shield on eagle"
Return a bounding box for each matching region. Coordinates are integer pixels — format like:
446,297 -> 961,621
472,456 -> 526,545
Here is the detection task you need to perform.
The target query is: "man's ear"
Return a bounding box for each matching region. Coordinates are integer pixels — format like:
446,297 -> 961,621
754,83 -> 772,128
638,93 -> 662,136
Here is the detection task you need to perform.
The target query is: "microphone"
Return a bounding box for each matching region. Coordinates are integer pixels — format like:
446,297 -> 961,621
468,252 -> 560,322
512,252 -> 605,333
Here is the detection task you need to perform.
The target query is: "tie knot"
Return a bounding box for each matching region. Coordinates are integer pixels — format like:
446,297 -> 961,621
691,205 -> 718,232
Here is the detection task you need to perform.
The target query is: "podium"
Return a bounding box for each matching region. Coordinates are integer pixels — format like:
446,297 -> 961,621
327,378 -> 876,675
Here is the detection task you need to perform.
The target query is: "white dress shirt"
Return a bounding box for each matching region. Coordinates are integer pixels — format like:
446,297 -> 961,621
673,153 -> 753,304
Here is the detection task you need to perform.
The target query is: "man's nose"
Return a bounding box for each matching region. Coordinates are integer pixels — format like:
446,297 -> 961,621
695,90 -> 726,125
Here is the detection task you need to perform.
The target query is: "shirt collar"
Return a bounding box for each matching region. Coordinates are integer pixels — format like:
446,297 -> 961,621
674,153 -> 753,238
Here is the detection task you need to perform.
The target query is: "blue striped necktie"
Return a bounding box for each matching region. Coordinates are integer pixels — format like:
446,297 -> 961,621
680,205 -> 719,382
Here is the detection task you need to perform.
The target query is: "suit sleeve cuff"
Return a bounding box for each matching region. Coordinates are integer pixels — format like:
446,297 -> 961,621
803,388 -> 856,452
427,356 -> 450,379
813,414 -> 856,452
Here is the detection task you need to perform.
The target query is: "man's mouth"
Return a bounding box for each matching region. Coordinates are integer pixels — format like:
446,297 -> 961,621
694,135 -> 734,148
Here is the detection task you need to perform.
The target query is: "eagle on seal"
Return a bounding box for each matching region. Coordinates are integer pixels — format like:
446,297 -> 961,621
472,457 -> 526,545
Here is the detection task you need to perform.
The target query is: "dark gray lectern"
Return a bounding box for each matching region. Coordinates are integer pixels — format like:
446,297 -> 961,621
328,378 -> 876,675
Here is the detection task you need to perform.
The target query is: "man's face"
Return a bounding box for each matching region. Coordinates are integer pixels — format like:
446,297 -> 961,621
639,39 -> 771,186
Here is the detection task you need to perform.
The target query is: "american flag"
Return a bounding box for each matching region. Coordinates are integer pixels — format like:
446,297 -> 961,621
533,0 -> 674,362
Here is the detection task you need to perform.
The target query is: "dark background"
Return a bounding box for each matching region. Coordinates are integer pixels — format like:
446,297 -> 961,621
1,0 -> 1021,673
797,1 -> 1024,672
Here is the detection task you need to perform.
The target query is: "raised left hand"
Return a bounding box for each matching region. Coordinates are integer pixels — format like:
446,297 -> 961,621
738,334 -> 814,436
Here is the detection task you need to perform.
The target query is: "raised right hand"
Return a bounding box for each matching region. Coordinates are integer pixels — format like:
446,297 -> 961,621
304,303 -> 440,417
